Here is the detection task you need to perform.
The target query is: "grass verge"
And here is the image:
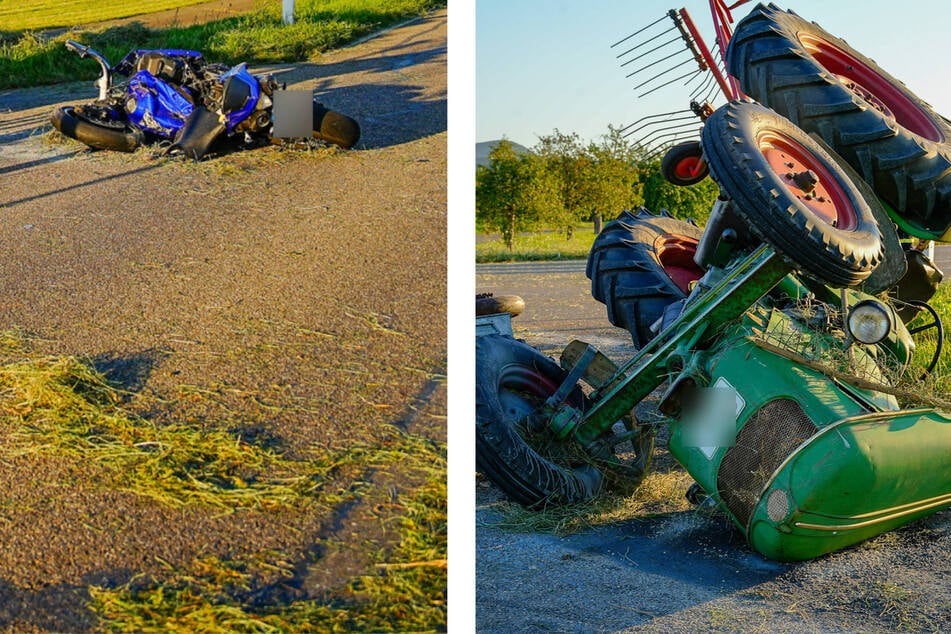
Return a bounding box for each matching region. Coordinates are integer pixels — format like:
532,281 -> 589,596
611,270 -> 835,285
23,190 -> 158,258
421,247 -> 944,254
476,229 -> 596,263
903,282 -> 950,395
1,0 -> 444,89
0,331 -> 447,631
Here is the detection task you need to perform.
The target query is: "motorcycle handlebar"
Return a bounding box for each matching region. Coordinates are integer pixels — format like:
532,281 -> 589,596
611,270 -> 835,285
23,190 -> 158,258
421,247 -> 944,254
64,40 -> 113,100
65,39 -> 87,57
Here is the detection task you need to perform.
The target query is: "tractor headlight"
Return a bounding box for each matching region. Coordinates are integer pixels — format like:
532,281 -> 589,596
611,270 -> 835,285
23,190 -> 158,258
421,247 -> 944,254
847,299 -> 893,345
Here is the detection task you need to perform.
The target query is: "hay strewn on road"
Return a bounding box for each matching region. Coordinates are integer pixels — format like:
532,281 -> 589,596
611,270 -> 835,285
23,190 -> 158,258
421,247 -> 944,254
0,9 -> 447,632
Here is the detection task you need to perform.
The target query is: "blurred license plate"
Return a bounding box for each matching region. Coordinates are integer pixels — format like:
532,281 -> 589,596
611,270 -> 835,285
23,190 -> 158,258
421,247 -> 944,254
272,89 -> 313,138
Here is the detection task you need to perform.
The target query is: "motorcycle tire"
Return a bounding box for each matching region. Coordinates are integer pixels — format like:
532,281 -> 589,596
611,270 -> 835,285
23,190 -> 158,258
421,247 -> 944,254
475,293 -> 525,318
313,102 -> 360,149
586,209 -> 704,348
726,3 -> 951,237
50,106 -> 144,152
701,101 -> 883,288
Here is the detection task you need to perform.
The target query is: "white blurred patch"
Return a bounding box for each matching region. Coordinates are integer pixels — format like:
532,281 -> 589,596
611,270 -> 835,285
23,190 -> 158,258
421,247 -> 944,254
681,378 -> 745,458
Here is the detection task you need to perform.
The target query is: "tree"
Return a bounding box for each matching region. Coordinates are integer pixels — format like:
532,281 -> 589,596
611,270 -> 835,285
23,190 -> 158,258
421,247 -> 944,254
582,127 -> 644,233
476,140 -> 560,250
534,128 -> 645,238
639,156 -> 719,227
534,131 -> 589,240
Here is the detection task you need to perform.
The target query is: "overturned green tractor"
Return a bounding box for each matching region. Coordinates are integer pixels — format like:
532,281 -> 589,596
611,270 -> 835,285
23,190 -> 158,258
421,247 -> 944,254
476,2 -> 950,561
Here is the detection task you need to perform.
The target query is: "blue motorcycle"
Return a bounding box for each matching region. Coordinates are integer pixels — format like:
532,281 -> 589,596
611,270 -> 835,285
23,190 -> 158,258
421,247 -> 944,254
51,40 -> 360,159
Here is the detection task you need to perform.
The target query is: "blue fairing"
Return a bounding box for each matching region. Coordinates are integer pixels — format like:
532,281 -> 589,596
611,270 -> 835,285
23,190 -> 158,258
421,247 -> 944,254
219,63 -> 260,132
126,71 -> 194,138
114,49 -> 204,76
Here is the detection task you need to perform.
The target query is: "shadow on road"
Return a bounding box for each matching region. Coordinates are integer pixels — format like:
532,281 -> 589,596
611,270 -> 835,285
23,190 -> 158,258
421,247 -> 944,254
0,162 -> 163,207
477,501 -> 789,632
269,17 -> 447,149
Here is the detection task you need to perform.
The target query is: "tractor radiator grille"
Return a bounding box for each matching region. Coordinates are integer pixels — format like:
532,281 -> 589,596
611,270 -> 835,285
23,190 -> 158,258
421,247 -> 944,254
716,398 -> 818,528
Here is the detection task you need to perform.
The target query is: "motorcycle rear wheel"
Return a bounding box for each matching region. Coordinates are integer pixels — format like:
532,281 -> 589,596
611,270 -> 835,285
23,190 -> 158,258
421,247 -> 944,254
50,105 -> 143,152
312,102 -> 360,149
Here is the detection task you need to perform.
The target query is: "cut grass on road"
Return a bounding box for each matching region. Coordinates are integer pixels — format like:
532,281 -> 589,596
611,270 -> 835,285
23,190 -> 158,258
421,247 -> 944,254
1,0 -> 444,89
0,330 -> 447,631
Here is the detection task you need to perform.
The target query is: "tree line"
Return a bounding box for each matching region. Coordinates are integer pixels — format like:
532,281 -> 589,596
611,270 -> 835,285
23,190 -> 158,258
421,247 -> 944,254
476,129 -> 719,250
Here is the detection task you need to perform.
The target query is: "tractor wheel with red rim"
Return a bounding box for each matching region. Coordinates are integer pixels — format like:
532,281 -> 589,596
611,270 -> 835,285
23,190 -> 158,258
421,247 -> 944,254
727,3 -> 951,238
476,335 -> 622,508
700,100 -> 883,287
661,140 -> 709,186
476,334 -> 654,507
587,209 -> 704,347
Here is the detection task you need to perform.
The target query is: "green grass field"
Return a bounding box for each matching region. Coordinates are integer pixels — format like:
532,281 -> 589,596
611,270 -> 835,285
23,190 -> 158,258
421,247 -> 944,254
476,227 -> 596,263
0,0 -> 216,32
0,0 -> 442,89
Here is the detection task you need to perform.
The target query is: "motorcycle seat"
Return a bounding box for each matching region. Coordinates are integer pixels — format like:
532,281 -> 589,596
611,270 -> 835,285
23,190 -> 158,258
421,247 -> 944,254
136,52 -> 185,85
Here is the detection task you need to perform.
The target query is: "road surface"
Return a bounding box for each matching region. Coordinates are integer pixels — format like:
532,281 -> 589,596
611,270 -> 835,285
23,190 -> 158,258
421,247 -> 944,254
0,11 -> 447,631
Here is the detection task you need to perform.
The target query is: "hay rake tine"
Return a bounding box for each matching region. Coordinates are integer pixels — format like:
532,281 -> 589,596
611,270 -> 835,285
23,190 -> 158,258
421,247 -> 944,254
638,67 -> 703,97
610,13 -> 669,49
619,109 -> 693,136
615,27 -> 679,62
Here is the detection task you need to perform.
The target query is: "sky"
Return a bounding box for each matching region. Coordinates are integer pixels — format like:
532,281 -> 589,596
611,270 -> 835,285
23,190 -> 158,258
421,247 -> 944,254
476,0 -> 951,148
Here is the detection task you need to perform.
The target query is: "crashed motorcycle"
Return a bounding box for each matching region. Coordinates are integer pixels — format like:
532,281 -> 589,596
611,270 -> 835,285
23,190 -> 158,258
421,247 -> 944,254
476,2 -> 950,562
51,40 -> 360,159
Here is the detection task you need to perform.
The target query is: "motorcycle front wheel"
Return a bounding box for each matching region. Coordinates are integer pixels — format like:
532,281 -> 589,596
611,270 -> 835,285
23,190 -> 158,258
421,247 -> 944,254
50,105 -> 144,152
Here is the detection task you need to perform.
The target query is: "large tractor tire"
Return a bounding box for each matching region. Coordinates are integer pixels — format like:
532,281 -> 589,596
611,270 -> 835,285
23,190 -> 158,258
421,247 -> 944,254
50,105 -> 144,152
701,101 -> 884,288
587,209 -> 704,348
475,335 -> 652,508
727,3 -> 951,238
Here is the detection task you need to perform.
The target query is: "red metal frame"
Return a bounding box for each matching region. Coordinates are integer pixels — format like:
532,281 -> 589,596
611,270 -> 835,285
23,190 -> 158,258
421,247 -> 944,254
682,0 -> 754,101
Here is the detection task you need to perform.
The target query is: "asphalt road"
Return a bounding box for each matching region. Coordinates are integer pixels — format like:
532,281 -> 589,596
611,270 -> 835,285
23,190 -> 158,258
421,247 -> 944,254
475,252 -> 951,633
0,11 -> 447,631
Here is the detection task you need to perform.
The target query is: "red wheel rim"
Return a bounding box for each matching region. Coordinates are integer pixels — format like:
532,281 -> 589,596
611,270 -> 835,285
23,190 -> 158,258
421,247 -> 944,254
498,364 -> 558,421
656,235 -> 703,293
674,155 -> 703,180
758,131 -> 858,230
800,34 -> 943,142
